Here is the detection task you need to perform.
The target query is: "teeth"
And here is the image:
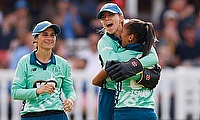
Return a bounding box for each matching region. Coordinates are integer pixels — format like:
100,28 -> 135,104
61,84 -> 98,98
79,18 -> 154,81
106,22 -> 111,25
45,41 -> 52,44
107,23 -> 113,27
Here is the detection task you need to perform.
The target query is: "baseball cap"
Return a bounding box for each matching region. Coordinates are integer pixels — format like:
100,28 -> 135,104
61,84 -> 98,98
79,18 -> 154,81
32,21 -> 61,38
15,0 -> 28,9
97,3 -> 123,19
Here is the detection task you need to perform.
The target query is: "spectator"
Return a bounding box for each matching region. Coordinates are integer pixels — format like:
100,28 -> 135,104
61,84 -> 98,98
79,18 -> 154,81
76,32 -> 101,73
8,31 -> 35,69
173,22 -> 200,66
159,0 -> 196,39
55,0 -> 85,40
157,9 -> 181,68
0,11 -> 17,68
14,0 -> 32,35
71,0 -> 99,35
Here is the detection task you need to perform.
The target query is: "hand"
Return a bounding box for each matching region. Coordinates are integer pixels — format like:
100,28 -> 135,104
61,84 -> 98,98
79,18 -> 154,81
36,83 -> 55,95
105,58 -> 143,82
136,64 -> 161,89
62,98 -> 74,112
105,60 -> 120,69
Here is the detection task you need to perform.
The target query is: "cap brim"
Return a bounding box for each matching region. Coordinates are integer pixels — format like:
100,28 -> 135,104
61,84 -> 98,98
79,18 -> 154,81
50,24 -> 61,34
32,24 -> 61,37
97,9 -> 118,19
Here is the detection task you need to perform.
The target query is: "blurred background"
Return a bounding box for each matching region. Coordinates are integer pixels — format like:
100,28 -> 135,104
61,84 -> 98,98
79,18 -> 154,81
0,0 -> 200,120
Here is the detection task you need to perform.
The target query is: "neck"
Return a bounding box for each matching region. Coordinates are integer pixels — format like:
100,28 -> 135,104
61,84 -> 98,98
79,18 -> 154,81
114,23 -> 123,39
35,49 -> 52,63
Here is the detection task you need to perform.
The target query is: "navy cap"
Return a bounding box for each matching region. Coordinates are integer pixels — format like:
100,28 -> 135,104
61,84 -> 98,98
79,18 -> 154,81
32,21 -> 61,38
97,3 -> 123,19
15,0 -> 28,9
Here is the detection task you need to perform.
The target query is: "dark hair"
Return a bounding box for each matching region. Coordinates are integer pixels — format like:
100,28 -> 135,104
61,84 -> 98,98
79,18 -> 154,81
124,19 -> 158,58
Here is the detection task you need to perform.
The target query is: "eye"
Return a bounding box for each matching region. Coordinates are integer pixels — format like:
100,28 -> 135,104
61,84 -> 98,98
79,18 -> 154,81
108,13 -> 114,16
51,33 -> 56,37
101,15 -> 105,20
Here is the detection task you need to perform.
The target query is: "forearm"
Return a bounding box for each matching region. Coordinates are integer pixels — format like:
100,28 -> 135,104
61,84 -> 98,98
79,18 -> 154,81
92,69 -> 107,87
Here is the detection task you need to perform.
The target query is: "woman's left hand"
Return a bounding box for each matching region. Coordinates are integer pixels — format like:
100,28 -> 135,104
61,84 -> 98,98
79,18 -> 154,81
62,98 -> 74,112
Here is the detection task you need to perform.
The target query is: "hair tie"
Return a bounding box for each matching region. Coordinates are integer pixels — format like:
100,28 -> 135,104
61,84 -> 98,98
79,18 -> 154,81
143,22 -> 149,31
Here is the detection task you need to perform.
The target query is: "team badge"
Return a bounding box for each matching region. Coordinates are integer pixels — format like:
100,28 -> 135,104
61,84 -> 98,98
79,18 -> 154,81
51,66 -> 61,76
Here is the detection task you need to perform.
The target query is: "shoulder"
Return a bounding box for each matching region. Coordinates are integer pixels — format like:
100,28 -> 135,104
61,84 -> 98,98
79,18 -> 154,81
98,33 -> 115,43
98,33 -> 119,48
54,55 -> 69,65
18,53 -> 31,63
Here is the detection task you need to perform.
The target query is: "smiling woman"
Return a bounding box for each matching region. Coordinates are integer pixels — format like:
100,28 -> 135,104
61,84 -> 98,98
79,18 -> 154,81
11,20 -> 76,120
36,27 -> 56,51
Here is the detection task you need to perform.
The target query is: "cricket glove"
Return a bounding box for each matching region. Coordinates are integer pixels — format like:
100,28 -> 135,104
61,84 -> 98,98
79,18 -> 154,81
136,64 -> 161,89
105,58 -> 143,82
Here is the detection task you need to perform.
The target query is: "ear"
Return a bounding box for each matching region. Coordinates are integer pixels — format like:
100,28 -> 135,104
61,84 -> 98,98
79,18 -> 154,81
129,34 -> 136,43
119,15 -> 124,23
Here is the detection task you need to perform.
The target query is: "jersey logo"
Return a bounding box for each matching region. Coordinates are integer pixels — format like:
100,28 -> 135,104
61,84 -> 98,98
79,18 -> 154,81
146,74 -> 150,81
33,80 -> 57,88
31,68 -> 37,72
131,61 -> 138,67
51,66 -> 61,76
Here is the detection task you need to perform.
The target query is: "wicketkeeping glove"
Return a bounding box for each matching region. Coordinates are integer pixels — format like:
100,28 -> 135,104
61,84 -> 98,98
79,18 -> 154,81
136,64 -> 161,89
105,58 -> 143,82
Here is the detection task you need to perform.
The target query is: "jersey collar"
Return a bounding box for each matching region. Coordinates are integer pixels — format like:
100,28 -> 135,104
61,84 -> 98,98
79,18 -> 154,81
125,43 -> 143,52
106,32 -> 122,45
30,50 -> 56,66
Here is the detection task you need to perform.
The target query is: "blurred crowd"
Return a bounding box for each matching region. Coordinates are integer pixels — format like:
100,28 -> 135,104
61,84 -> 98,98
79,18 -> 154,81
0,0 -> 200,70
156,0 -> 200,68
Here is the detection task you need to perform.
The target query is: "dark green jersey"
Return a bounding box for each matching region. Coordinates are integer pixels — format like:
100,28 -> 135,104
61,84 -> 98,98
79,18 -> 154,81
11,51 -> 76,115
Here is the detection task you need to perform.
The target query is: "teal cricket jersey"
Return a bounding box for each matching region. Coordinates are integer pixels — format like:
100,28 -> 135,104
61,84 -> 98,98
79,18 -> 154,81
116,44 -> 157,109
97,33 -> 120,90
97,33 -> 158,90
11,51 -> 76,115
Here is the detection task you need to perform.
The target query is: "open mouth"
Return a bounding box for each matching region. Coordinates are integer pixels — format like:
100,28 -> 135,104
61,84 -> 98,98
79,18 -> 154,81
106,23 -> 113,28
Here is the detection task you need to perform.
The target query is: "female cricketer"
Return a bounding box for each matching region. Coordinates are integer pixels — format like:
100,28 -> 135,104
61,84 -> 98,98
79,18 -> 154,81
11,21 -> 76,120
112,19 -> 158,120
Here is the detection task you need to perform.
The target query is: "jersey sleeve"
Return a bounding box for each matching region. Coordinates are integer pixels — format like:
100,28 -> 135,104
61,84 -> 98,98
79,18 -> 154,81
97,36 -> 120,65
140,46 -> 158,67
61,63 -> 76,101
11,57 -> 38,100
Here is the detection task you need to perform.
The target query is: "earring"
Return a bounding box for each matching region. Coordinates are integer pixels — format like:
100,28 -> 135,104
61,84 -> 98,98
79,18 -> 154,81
129,39 -> 132,42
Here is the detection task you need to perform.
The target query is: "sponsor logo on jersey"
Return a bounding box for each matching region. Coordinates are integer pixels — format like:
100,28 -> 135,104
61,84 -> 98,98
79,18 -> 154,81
33,80 -> 57,88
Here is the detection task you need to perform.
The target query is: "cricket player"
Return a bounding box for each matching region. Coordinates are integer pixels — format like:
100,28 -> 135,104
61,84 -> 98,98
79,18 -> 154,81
11,21 -> 76,120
